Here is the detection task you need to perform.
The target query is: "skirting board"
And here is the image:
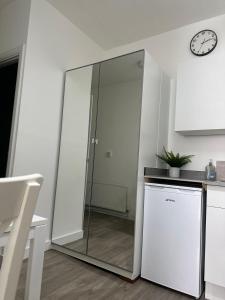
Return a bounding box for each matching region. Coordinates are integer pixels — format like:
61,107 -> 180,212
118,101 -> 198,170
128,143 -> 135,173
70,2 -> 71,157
51,230 -> 84,245
205,282 -> 225,300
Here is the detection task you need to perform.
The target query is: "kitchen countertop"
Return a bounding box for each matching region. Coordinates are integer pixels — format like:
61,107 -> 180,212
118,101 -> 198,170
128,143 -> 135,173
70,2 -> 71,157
204,180 -> 225,187
144,168 -> 225,187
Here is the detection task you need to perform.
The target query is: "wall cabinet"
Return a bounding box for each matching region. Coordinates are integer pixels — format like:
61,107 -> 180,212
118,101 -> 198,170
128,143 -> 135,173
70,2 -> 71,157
205,185 -> 225,300
175,54 -> 225,135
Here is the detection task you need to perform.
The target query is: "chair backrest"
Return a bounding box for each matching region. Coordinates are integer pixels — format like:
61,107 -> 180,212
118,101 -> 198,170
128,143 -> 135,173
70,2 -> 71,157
0,174 -> 43,300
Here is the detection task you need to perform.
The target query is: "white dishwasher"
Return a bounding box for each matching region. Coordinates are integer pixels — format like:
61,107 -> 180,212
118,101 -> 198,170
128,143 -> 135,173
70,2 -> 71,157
141,183 -> 204,298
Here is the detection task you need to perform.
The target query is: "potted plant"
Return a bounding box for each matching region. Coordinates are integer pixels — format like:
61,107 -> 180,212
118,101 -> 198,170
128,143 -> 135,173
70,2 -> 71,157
156,147 -> 194,178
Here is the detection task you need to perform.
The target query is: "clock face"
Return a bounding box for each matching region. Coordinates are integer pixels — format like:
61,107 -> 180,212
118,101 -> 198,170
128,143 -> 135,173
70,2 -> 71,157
190,30 -> 217,56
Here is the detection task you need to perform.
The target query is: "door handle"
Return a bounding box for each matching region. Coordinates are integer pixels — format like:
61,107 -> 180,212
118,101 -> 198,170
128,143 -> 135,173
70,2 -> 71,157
91,138 -> 99,145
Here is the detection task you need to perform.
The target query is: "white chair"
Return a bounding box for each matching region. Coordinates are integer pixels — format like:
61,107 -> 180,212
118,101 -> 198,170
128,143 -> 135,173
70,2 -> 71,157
0,174 -> 43,300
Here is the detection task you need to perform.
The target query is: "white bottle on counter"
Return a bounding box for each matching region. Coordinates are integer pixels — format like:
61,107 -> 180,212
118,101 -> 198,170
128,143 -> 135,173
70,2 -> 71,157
205,159 -> 216,181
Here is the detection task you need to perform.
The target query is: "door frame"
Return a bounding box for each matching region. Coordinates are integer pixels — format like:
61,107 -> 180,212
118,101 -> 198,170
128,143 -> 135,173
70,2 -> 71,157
0,44 -> 26,176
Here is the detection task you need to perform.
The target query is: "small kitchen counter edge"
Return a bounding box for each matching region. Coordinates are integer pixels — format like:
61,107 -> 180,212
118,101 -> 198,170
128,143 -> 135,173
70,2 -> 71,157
144,168 -> 225,188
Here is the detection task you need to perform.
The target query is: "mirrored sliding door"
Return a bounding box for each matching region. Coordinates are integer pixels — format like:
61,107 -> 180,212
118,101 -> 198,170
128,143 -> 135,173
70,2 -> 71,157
86,51 -> 144,271
52,50 -> 144,272
52,64 -> 96,254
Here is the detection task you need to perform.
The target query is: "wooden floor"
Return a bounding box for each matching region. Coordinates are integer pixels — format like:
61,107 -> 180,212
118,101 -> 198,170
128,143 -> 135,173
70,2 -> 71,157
16,250 -> 206,300
65,211 -> 134,271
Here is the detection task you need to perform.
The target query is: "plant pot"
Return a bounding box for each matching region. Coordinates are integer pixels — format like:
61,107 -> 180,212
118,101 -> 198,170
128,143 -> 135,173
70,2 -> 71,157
169,167 -> 180,178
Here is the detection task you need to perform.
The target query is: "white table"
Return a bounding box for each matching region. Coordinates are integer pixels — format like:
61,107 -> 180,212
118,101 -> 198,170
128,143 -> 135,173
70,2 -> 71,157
0,215 -> 48,300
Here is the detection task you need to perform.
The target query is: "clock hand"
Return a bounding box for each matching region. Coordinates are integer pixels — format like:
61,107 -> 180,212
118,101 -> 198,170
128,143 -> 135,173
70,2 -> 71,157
198,38 -> 205,53
202,37 -> 214,44
200,38 -> 206,45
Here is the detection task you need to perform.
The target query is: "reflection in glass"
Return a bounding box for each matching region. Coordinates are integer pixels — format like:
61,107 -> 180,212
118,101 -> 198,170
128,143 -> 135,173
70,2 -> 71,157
52,65 -> 95,255
86,51 -> 144,271
52,50 -> 144,272
66,64 -> 100,254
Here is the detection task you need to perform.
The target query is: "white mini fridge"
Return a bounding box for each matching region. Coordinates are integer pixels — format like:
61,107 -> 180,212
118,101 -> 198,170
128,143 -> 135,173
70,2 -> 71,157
141,183 -> 204,298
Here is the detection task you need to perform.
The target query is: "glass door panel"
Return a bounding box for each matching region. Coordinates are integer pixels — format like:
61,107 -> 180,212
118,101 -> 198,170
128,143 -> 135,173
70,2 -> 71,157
52,64 -> 99,254
87,51 -> 144,271
82,64 -> 100,251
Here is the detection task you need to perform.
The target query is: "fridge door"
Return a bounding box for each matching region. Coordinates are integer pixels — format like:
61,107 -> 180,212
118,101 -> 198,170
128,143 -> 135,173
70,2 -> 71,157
141,185 -> 203,297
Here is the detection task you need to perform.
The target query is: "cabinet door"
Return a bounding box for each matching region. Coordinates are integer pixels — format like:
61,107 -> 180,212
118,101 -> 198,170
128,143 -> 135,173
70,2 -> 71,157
86,51 -> 144,272
205,206 -> 225,286
52,65 -> 95,254
175,54 -> 225,134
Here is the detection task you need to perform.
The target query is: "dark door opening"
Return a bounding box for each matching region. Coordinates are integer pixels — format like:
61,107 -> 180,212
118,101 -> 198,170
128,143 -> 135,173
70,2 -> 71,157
0,59 -> 18,177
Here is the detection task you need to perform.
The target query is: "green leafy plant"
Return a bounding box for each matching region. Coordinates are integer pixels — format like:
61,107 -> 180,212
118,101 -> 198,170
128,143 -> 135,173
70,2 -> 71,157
156,147 -> 194,168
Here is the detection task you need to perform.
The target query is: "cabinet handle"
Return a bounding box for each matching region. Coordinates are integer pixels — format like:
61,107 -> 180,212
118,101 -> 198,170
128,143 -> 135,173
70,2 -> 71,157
165,198 -> 176,203
91,138 -> 98,145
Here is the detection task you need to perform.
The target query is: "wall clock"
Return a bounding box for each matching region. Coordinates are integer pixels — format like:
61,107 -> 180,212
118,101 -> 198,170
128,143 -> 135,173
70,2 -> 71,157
190,30 -> 217,56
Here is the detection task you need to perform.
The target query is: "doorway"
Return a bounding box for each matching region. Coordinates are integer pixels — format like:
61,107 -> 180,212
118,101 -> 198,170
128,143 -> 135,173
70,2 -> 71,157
0,59 -> 18,177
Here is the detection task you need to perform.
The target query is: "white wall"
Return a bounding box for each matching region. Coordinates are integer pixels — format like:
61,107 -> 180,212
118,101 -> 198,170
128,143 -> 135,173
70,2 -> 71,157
11,0 -> 104,239
2,0 -> 225,243
0,0 -> 30,58
104,14 -> 225,170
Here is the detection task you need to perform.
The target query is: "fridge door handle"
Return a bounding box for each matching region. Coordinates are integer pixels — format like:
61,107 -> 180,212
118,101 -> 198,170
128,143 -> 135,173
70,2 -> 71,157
165,198 -> 176,203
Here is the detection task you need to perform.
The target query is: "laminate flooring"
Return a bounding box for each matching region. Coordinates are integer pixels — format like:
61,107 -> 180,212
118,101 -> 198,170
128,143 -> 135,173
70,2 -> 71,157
16,250 -> 206,300
64,211 -> 134,271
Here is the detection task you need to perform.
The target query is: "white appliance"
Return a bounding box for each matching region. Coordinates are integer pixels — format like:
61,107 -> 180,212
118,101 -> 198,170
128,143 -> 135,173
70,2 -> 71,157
141,183 -> 204,298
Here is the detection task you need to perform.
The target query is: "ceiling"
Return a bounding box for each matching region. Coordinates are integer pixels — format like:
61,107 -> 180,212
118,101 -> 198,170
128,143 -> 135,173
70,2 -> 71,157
0,0 -> 14,10
48,0 -> 225,49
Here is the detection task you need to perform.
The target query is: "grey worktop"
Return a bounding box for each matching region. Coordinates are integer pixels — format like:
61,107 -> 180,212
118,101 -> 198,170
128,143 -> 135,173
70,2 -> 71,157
144,168 -> 225,187
204,180 -> 225,187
